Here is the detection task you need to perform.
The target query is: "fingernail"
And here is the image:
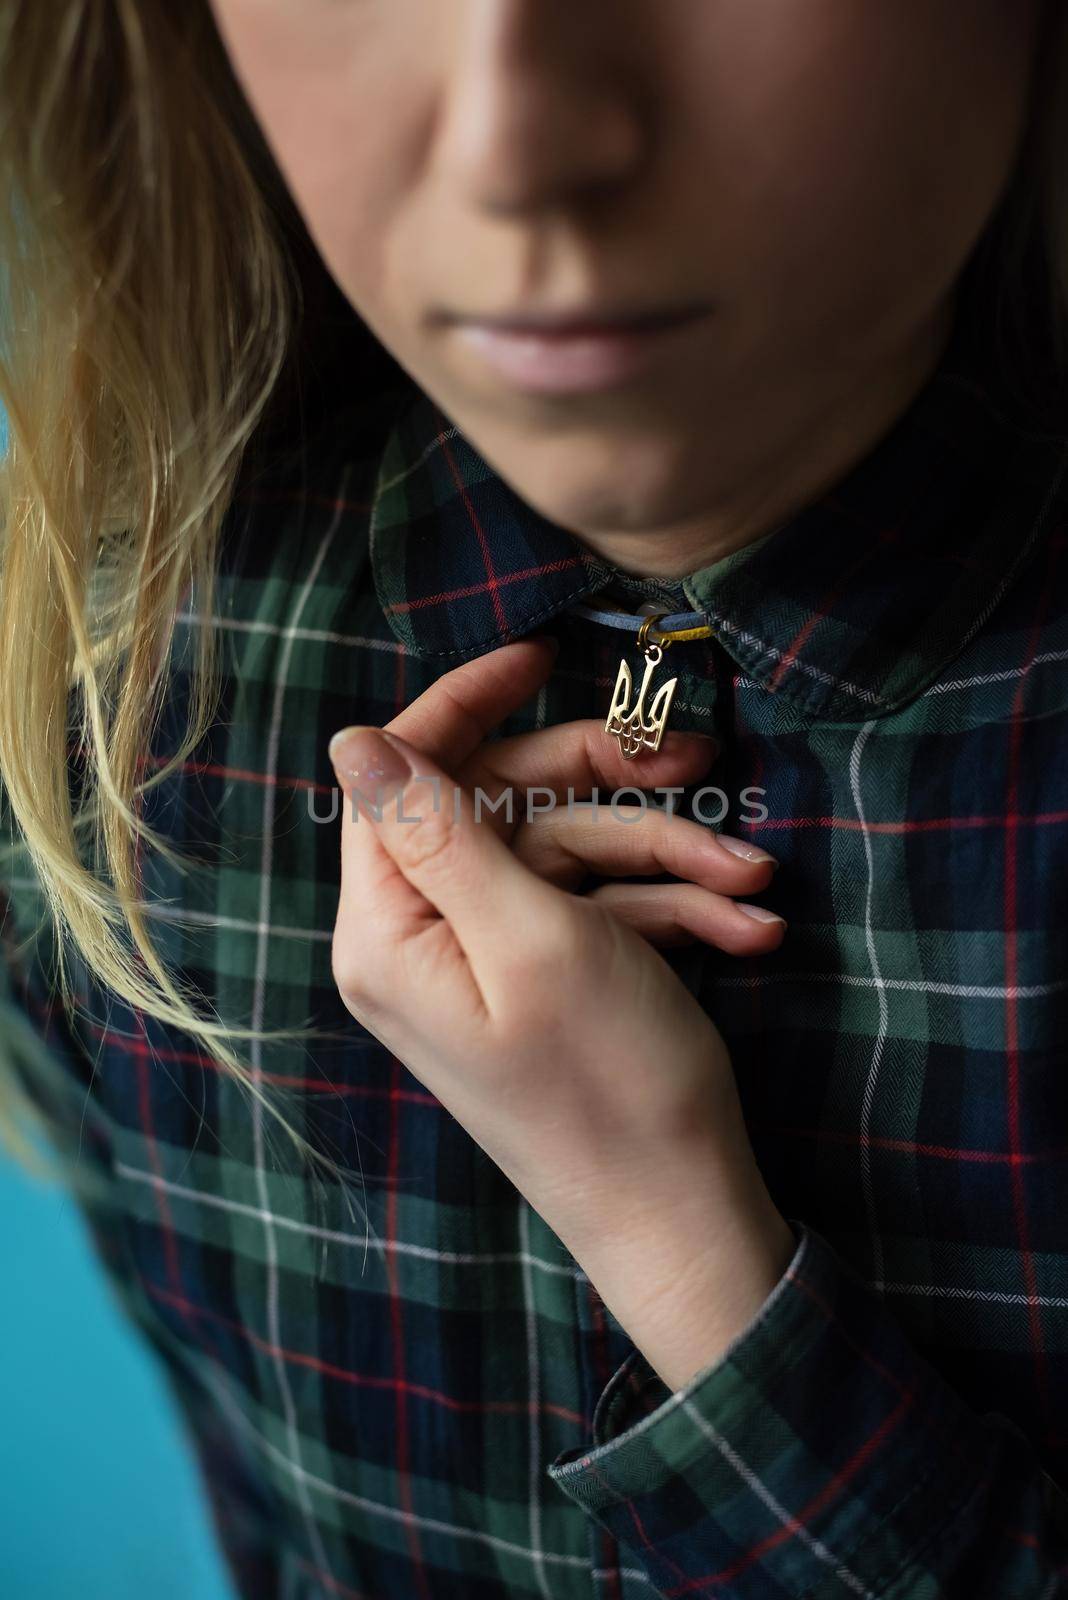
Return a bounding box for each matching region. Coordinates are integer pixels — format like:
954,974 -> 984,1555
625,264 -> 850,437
736,902 -> 786,924
328,725 -> 412,794
716,834 -> 778,865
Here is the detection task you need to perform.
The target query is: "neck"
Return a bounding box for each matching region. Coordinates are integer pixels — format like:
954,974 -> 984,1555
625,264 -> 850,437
569,302 -> 957,582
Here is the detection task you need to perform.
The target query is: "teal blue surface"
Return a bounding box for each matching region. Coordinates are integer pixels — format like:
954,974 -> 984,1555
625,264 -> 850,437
0,1151 -> 238,1600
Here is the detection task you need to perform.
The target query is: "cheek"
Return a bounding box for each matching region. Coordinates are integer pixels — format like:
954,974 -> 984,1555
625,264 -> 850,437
286,126 -> 395,311
674,2 -> 1036,332
210,3 -> 415,315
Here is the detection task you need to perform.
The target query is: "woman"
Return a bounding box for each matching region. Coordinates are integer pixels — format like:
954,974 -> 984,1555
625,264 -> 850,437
2,2 -> 1068,1595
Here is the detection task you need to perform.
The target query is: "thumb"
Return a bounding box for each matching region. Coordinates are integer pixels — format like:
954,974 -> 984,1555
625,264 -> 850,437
328,722 -> 566,998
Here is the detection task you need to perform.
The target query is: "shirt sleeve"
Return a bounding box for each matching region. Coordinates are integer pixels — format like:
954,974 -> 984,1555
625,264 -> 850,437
546,1218 -> 1068,1599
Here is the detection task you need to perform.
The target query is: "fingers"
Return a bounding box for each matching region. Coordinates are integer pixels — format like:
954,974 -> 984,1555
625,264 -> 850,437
468,717 -> 720,814
328,722 -> 569,1021
585,881 -> 787,952
383,636 -> 560,772
513,801 -> 778,896
513,804 -> 785,957
381,634 -> 720,828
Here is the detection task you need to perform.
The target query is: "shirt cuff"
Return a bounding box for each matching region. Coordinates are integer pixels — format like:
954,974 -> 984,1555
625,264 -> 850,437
546,1218 -> 1000,1599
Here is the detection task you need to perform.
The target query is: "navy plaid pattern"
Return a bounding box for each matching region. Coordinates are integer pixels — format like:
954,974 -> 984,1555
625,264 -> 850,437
4,293 -> 1068,1598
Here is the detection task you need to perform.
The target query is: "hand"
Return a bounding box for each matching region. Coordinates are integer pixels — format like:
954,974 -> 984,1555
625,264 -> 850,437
326,636 -> 783,1256
361,636 -> 786,955
511,794 -> 784,950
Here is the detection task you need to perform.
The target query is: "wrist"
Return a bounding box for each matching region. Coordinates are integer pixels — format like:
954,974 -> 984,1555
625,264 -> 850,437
559,1161 -> 797,1394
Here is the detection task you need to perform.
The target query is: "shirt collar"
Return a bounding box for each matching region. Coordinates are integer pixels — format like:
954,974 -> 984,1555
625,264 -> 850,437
370,310 -> 1068,721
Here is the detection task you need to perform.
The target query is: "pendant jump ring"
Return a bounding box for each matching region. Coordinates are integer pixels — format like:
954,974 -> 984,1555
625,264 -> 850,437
636,607 -> 672,653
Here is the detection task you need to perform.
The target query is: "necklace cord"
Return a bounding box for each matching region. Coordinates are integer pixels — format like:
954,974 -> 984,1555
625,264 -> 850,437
567,598 -> 715,648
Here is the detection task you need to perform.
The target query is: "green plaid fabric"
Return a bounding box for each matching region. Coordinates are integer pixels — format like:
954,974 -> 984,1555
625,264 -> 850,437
3,292 -> 1068,1599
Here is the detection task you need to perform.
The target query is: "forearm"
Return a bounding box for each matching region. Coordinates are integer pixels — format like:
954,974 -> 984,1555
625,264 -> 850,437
555,1140 -> 797,1391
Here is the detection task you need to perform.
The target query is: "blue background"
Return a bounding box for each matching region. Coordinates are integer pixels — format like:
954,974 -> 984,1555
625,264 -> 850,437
1,1149 -> 237,1599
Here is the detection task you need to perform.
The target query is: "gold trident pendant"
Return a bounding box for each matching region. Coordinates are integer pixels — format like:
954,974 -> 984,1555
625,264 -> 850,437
605,610 -> 678,760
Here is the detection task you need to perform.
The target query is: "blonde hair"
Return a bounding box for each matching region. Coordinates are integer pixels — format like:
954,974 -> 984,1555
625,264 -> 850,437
0,0 -> 1066,1191
0,0 -> 376,1207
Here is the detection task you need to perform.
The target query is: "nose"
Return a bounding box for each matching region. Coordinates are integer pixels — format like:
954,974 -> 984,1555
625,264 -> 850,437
432,0 -> 650,217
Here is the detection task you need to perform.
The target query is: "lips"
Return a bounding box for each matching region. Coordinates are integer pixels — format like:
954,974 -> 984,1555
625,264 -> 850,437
454,304 -> 709,338
451,307 -> 711,395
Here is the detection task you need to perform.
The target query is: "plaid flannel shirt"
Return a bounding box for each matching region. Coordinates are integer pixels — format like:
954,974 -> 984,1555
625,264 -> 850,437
3,293 -> 1068,1600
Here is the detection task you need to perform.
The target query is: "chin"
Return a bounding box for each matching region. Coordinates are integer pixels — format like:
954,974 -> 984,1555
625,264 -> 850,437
513,454 -> 702,536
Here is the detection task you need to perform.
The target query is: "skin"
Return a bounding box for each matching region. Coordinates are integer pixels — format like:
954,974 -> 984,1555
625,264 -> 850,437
209,0 -> 1046,1386
327,642 -> 798,1390
211,0 -> 1043,577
